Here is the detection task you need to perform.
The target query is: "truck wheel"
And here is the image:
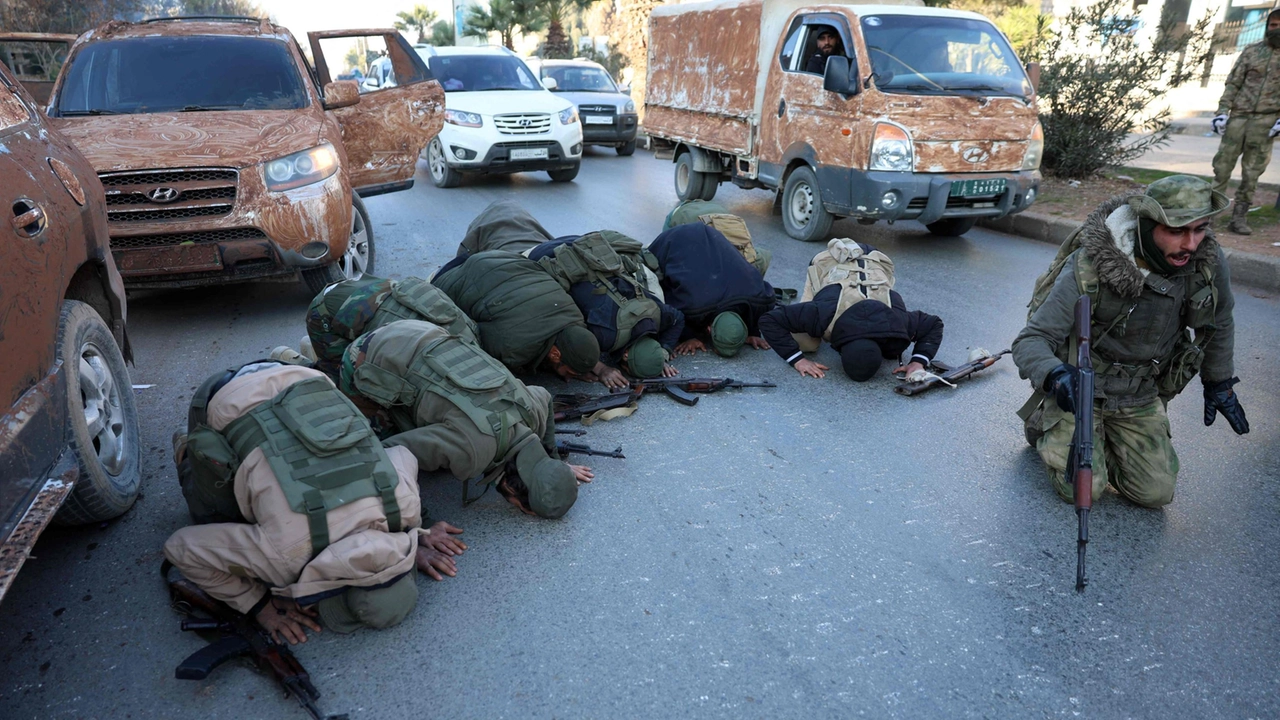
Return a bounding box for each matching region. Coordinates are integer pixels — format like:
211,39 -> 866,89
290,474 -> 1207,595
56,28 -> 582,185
674,152 -> 706,201
925,218 -> 977,237
54,300 -> 141,525
617,139 -> 637,156
548,163 -> 580,182
302,195 -> 375,294
781,166 -> 833,242
428,138 -> 463,188
699,175 -> 719,201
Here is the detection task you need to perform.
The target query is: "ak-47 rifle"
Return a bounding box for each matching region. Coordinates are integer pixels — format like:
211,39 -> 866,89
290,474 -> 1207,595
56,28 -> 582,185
553,388 -> 641,422
555,440 -> 625,459
893,350 -> 1011,396
1066,296 -> 1095,592
166,564 -> 346,720
629,377 -> 777,406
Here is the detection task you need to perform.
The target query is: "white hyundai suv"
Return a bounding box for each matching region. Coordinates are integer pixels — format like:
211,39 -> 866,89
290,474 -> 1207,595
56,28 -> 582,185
418,46 -> 583,187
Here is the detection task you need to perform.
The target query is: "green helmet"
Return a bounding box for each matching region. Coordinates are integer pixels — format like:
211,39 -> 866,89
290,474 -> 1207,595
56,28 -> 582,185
316,574 -> 419,633
513,441 -> 577,518
625,336 -> 667,378
709,311 -> 748,357
1127,175 -> 1229,228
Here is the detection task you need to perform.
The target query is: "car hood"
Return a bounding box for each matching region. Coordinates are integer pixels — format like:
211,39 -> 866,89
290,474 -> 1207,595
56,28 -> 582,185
47,110 -> 326,172
446,90 -> 572,116
552,91 -> 632,113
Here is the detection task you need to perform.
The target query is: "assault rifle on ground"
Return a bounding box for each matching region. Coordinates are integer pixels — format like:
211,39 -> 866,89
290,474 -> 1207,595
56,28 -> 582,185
1066,296 -> 1095,592
629,377 -> 777,406
165,563 -> 346,720
893,350 -> 1011,396
555,440 -> 625,459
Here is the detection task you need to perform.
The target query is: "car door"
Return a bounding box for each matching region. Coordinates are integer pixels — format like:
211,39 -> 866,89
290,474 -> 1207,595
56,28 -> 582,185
308,30 -> 444,193
0,34 -> 77,107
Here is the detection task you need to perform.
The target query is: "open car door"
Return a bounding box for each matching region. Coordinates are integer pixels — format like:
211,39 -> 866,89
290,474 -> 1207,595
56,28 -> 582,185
0,33 -> 77,107
308,29 -> 444,195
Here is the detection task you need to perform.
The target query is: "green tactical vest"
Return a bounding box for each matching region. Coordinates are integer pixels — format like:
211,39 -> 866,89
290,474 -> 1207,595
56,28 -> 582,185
221,376 -> 403,557
371,277 -> 479,342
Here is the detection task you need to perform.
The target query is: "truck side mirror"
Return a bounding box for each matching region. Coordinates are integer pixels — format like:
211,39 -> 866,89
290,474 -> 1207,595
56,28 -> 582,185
541,76 -> 559,91
823,56 -> 857,98
1024,61 -> 1040,93
323,80 -> 361,109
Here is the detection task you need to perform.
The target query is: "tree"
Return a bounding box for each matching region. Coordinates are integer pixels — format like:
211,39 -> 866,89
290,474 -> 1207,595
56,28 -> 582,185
394,4 -> 438,44
430,20 -> 455,47
1037,0 -> 1213,178
160,0 -> 270,17
615,0 -> 662,114
534,0 -> 600,59
463,0 -> 545,50
0,0 -> 150,33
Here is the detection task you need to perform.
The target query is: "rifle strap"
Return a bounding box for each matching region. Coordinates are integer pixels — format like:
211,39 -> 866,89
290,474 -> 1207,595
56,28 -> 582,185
581,403 -> 637,426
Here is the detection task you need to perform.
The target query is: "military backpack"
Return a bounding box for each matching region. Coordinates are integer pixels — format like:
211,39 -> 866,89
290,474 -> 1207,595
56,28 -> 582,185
792,239 -> 896,352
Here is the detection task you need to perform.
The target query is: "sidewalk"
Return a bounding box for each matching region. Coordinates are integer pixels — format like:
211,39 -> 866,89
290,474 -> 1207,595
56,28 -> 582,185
1129,129 -> 1280,187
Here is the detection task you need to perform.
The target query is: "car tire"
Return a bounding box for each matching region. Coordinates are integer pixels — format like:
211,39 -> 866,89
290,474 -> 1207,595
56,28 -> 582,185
699,175 -> 719,201
54,300 -> 141,526
674,151 -> 706,202
925,218 -> 977,237
781,165 -> 834,242
302,195 -> 375,295
428,137 -> 462,188
617,140 -> 637,156
548,163 -> 580,183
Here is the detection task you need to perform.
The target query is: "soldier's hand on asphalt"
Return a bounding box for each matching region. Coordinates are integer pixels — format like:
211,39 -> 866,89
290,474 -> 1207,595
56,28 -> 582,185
661,363 -> 679,377
595,363 -> 629,390
794,358 -> 828,378
421,521 -> 467,556
893,361 -> 926,377
674,338 -> 707,356
1211,114 -> 1228,135
415,545 -> 458,580
1203,377 -> 1250,435
569,464 -> 594,484
747,336 -> 771,350
255,596 -> 321,645
1044,363 -> 1078,414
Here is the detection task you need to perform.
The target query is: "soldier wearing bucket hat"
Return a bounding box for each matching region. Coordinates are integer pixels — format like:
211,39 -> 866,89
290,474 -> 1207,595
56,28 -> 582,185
1014,175 -> 1248,510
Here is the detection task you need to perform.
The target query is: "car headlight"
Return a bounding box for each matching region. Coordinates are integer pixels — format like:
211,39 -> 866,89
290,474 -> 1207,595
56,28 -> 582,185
445,109 -> 483,127
624,100 -> 635,113
264,143 -> 338,192
1022,121 -> 1044,171
869,123 -> 912,172
559,107 -> 579,125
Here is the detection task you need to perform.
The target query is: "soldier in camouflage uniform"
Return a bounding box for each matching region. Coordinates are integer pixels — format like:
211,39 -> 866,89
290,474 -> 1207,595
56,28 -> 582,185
1210,9 -> 1280,235
1014,176 -> 1249,508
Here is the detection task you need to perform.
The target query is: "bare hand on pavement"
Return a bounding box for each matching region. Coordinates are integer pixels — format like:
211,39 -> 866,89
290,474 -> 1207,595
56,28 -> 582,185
255,596 -> 321,645
570,464 -> 594,484
674,338 -> 707,356
420,521 -> 466,556
795,358 -> 828,378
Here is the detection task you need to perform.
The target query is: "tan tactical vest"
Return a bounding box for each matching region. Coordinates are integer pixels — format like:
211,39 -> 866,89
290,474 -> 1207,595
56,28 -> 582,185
792,239 -> 896,352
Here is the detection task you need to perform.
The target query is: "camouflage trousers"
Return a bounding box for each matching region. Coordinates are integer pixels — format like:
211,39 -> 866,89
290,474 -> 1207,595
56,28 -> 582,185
1032,398 -> 1179,508
1212,114 -> 1276,208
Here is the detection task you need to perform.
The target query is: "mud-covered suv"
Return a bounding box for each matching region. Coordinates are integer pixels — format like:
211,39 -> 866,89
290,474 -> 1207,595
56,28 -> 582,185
0,62 -> 139,602
8,18 -> 443,292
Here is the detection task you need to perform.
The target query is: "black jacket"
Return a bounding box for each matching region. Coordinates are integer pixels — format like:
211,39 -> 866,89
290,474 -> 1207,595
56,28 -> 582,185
805,52 -> 831,74
648,223 -> 776,336
758,284 -> 944,366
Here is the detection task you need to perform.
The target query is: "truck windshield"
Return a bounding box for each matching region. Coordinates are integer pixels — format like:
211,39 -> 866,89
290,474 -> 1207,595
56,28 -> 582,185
55,36 -> 308,115
427,55 -> 540,92
860,15 -> 1031,99
542,66 -> 618,92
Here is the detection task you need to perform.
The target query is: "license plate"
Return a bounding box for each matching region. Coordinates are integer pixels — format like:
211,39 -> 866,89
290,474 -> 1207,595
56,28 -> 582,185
509,148 -> 549,160
950,178 -> 1007,197
583,115 -> 613,125
114,243 -> 223,276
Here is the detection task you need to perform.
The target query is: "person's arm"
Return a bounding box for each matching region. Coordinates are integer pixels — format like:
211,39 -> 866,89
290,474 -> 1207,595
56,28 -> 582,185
163,524 -> 277,614
1217,52 -> 1250,115
1200,247 -> 1236,384
383,423 -> 480,481
758,300 -> 828,365
655,301 -> 685,352
905,311 -> 944,365
1011,255 -> 1082,391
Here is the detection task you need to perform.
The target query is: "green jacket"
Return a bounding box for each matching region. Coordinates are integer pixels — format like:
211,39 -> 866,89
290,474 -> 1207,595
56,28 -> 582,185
456,199 -> 555,257
1217,41 -> 1280,116
1013,198 -> 1235,409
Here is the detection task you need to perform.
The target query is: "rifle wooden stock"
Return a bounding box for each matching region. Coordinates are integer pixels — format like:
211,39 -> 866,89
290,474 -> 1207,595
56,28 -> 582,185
893,350 -> 1010,396
1070,296 -> 1095,593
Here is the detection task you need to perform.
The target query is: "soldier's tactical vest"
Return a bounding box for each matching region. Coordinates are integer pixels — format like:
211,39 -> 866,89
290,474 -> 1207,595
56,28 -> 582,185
307,275 -> 477,370
792,239 -> 896,352
347,329 -> 540,471
182,367 -> 403,557
697,213 -> 759,268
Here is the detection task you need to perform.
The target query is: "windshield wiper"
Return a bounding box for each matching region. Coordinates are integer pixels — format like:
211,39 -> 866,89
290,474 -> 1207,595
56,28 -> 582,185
59,108 -> 121,116
944,84 -> 1018,95
179,104 -> 243,112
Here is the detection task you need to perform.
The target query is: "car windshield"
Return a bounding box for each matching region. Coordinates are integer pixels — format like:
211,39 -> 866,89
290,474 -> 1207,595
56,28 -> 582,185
55,36 -> 308,115
543,65 -> 617,92
427,54 -> 540,92
860,15 -> 1031,99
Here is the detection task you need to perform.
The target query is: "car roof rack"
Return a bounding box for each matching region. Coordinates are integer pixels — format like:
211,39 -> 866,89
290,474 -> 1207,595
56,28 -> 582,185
140,15 -> 263,24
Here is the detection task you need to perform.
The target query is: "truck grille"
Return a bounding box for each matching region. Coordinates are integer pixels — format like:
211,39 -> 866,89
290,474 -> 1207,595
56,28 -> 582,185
99,168 -> 238,224
577,105 -> 616,115
110,227 -> 267,249
494,113 -> 551,135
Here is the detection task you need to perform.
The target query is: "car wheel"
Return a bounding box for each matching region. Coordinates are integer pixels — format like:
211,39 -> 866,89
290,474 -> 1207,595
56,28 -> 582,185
617,139 -> 636,156
547,163 -> 580,183
925,218 -> 977,237
302,195 -> 375,295
674,152 -> 706,202
54,300 -> 141,525
428,138 -> 462,188
781,166 -> 834,242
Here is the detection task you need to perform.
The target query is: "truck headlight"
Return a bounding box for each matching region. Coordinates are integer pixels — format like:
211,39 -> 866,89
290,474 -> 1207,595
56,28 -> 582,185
1022,122 -> 1044,171
264,143 -> 338,192
624,100 -> 635,113
559,107 -> 579,125
445,109 -> 483,127
869,123 -> 912,172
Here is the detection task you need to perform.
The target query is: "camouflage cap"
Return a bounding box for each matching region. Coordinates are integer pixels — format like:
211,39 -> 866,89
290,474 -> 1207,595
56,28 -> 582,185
625,336 -> 667,378
709,311 -> 748,357
316,574 -> 419,634
1127,175 -> 1229,228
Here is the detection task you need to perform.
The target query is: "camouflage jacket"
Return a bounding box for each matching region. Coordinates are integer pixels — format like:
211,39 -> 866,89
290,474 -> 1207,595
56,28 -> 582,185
1217,41 -> 1280,115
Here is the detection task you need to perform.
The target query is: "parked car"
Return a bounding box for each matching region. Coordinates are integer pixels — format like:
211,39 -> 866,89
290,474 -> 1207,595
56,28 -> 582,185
417,45 -> 583,187
535,59 -> 637,156
0,61 -> 139,603
2,18 -> 444,293
644,0 -> 1042,240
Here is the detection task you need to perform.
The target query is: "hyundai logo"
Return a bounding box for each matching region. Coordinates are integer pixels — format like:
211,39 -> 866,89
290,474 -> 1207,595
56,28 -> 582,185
961,147 -> 991,164
147,187 -> 181,203
518,118 -> 532,127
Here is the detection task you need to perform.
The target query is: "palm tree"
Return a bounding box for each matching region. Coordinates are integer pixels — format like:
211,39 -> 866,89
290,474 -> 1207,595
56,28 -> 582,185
535,0 -> 599,59
430,20 -> 455,47
395,4 -> 438,45
463,0 -> 545,51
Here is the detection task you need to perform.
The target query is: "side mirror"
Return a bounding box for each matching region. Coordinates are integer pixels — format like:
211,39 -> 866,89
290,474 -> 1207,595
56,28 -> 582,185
541,76 -> 559,91
323,80 -> 361,110
361,76 -> 381,91
822,55 -> 857,97
1024,61 -> 1041,93
620,84 -> 631,96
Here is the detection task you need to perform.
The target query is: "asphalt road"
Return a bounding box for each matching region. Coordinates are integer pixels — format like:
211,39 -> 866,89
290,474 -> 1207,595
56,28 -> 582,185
1,148 -> 1277,720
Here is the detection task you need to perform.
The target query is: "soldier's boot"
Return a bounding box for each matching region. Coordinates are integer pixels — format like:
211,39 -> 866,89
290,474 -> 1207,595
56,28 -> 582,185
1228,202 -> 1252,235
270,345 -> 308,365
299,335 -> 317,362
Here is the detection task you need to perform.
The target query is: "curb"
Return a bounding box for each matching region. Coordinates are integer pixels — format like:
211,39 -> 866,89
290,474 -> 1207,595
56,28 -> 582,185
979,212 -> 1280,294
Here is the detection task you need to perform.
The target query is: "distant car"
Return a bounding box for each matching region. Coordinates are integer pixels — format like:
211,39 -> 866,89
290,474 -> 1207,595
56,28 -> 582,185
361,55 -> 394,92
417,45 -> 583,187
537,59 -> 637,156
0,60 -> 139,603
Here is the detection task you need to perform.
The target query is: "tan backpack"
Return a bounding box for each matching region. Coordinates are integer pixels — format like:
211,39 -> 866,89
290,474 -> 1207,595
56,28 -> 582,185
792,239 -> 896,352
698,213 -> 758,267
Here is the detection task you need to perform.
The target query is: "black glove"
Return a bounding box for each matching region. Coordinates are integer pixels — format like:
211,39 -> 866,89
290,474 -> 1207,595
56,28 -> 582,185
1043,363 -> 1077,414
1203,377 -> 1250,435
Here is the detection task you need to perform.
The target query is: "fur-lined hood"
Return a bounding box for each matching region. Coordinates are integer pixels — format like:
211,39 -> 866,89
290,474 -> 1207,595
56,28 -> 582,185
1076,196 -> 1220,299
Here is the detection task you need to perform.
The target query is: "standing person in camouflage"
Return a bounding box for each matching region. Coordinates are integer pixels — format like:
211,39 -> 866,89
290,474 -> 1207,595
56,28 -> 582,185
1210,9 -> 1280,235
1014,176 -> 1250,509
